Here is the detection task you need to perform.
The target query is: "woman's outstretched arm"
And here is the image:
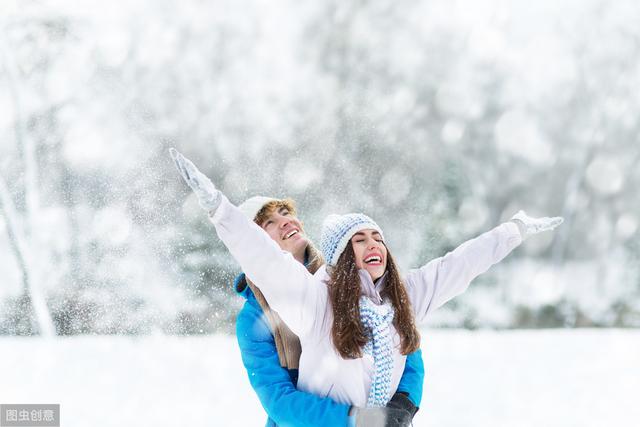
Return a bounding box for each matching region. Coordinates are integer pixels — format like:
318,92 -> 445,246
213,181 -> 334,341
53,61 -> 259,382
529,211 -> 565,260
404,213 -> 563,323
170,149 -> 325,337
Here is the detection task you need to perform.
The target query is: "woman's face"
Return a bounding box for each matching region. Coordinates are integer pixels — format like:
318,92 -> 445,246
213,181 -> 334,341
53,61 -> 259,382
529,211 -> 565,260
260,206 -> 308,258
350,229 -> 387,281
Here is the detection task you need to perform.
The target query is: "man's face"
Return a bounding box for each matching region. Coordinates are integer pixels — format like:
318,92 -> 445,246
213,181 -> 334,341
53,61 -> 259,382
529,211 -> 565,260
259,206 -> 308,257
350,229 -> 387,281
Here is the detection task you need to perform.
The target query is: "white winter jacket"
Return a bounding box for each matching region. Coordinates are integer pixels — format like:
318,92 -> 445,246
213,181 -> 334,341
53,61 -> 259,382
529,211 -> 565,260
210,196 -> 522,407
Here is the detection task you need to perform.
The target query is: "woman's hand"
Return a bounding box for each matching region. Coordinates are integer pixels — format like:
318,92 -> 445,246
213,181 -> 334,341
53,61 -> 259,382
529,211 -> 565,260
348,405 -> 412,427
169,148 -> 221,213
511,210 -> 564,238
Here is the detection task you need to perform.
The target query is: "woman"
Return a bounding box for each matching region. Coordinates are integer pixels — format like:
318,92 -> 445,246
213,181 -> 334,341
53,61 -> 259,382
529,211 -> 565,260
233,196 -> 423,426
170,148 -> 562,410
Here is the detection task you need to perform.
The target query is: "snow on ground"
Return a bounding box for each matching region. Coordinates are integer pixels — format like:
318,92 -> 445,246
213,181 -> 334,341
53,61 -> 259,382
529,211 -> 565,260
1,329 -> 638,427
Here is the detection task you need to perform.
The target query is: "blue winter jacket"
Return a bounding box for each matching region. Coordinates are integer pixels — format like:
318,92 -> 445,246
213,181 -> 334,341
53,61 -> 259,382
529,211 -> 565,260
234,273 -> 425,427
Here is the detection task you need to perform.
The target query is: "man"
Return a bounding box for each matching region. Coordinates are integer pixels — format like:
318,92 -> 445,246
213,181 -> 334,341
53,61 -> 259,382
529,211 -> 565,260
233,196 -> 424,426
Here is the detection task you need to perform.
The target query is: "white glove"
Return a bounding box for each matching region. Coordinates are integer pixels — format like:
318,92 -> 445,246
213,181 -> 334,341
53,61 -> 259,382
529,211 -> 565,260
349,406 -> 412,427
510,210 -> 563,238
170,148 -> 222,212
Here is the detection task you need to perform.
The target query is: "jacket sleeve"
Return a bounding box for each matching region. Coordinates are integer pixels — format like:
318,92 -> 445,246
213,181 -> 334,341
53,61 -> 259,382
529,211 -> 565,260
405,222 -> 522,323
210,195 -> 326,337
396,349 -> 424,408
236,304 -> 350,427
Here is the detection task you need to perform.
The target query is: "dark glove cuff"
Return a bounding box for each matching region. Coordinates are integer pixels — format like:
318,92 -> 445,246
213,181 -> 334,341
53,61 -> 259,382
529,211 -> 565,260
388,392 -> 419,417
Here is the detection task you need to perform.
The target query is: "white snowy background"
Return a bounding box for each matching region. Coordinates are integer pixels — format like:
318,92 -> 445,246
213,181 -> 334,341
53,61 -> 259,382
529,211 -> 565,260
1,0 -> 639,426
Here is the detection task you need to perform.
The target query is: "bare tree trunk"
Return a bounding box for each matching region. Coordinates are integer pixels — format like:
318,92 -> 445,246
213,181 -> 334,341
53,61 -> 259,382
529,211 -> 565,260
0,175 -> 55,336
0,30 -> 56,337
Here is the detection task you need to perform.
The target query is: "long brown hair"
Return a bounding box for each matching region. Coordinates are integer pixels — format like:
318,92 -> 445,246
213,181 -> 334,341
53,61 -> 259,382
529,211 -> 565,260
327,244 -> 420,359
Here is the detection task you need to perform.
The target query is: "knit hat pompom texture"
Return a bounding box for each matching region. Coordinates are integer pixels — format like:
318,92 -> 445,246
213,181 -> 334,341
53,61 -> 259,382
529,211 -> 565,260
320,213 -> 384,266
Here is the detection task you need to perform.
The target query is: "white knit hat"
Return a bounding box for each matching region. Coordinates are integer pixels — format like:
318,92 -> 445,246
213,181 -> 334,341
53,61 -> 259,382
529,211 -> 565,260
320,213 -> 384,266
238,196 -> 278,221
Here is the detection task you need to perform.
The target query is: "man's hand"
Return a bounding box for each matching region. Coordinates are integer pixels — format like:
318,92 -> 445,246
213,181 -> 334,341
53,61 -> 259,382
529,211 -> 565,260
349,406 -> 412,427
169,148 -> 221,212
510,210 -> 564,238
386,392 -> 418,418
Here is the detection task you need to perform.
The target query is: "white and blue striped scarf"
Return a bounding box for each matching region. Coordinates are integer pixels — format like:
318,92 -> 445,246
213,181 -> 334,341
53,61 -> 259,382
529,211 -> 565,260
359,296 -> 395,407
